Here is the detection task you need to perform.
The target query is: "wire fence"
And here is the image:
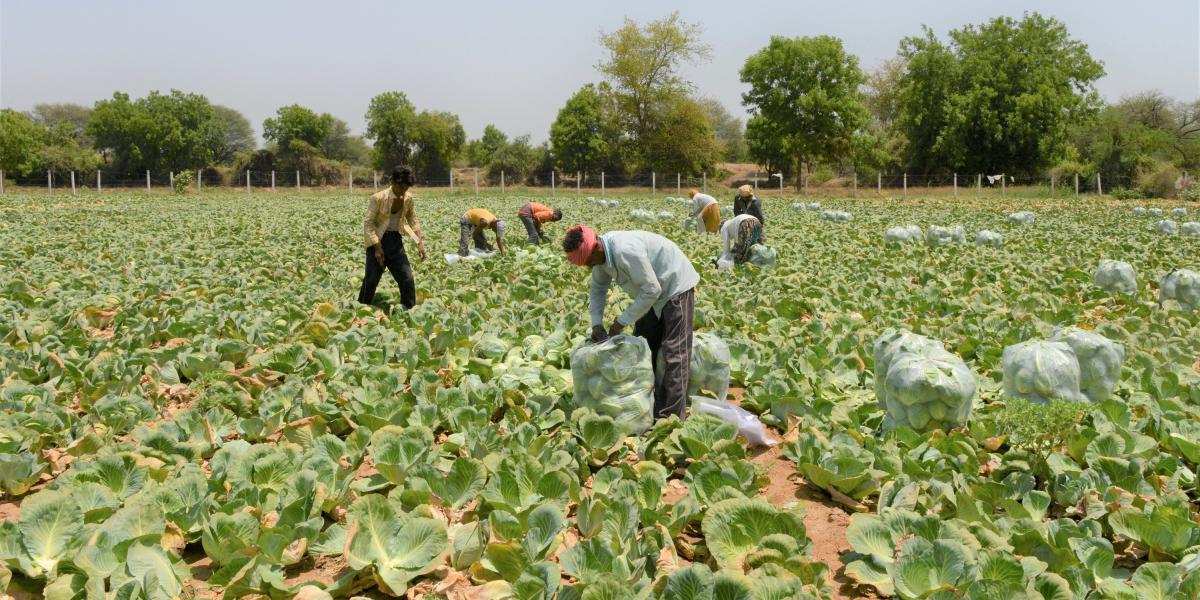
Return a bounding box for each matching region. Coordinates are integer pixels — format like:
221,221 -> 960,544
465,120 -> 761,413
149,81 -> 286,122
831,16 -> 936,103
0,167 -> 1151,199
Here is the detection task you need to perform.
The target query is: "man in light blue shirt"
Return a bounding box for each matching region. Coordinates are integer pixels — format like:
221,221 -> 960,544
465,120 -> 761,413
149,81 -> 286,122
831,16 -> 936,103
563,225 -> 699,420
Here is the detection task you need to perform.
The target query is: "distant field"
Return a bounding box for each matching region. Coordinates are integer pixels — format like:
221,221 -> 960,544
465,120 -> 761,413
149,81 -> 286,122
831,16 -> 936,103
1,191 -> 1198,598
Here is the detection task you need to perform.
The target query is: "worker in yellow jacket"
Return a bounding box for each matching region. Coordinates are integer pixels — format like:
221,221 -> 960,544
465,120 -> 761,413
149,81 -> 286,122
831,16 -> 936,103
460,208 -> 507,256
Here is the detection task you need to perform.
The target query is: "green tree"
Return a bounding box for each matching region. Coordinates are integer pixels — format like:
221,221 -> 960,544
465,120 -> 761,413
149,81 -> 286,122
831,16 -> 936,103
466,125 -> 509,167
696,98 -> 746,162
639,96 -> 722,175
263,104 -> 332,158
896,13 -> 1104,174
0,109 -> 46,176
409,111 -> 465,180
211,105 -> 255,164
364,91 -> 417,170
740,35 -> 870,186
88,90 -> 222,176
549,84 -> 611,174
596,12 -> 714,173
486,134 -> 538,184
32,103 -> 92,146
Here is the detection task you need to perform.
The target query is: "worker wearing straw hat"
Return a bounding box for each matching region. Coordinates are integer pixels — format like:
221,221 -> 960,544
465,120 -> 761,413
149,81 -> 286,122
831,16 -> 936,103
733,184 -> 764,226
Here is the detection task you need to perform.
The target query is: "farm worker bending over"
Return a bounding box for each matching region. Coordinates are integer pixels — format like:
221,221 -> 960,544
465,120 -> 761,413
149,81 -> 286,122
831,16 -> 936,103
517,202 -> 563,245
716,214 -> 763,269
690,189 -> 721,233
460,208 -> 507,257
358,165 -> 426,309
733,185 -> 764,227
563,225 -> 699,421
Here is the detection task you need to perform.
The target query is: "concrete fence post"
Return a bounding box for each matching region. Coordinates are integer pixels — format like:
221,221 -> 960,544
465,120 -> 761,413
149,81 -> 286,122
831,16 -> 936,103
853,172 -> 858,198
676,173 -> 681,196
246,170 -> 251,195
71,171 -> 76,195
1050,174 -> 1055,194
551,170 -> 556,194
651,171 -> 656,195
0,170 -> 4,194
976,174 -> 981,197
601,171 -> 605,198
702,171 -> 707,193
877,172 -> 881,195
903,173 -> 907,197
1001,175 -> 1006,196
147,170 -> 151,191
1096,173 -> 1102,195
501,170 -> 505,194
271,170 -> 276,193
197,170 -> 202,192
296,170 -> 300,190
348,168 -> 353,193
449,169 -> 454,193
97,170 -> 101,192
953,173 -> 957,198
48,170 -> 52,193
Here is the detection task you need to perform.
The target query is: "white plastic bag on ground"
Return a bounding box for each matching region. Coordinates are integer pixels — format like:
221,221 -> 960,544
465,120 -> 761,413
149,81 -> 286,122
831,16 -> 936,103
1155,220 -> 1177,235
691,397 -> 777,447
1001,340 -> 1086,404
570,335 -> 654,433
716,257 -> 734,270
444,248 -> 494,264
975,230 -> 1004,246
1182,222 -> 1200,237
1160,269 -> 1200,311
1051,328 -> 1124,404
1095,260 -> 1137,295
1008,211 -> 1036,225
885,225 -> 923,244
926,225 -> 966,246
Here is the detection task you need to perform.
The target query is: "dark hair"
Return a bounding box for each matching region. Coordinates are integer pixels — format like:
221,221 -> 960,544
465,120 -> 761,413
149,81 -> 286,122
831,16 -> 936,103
391,165 -> 415,186
562,227 -> 584,253
552,209 -> 563,221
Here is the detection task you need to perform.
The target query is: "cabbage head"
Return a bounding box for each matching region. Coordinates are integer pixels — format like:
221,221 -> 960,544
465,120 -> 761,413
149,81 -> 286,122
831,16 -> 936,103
1001,340 -> 1086,404
1181,222 -> 1200,237
1160,269 -> 1200,311
570,335 -> 654,432
974,230 -> 1004,246
1095,260 -> 1137,296
1051,328 -> 1124,403
474,333 -> 510,360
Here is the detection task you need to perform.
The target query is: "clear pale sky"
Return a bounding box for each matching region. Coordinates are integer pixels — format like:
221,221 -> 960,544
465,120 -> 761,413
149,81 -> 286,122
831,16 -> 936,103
2,0 -> 1197,145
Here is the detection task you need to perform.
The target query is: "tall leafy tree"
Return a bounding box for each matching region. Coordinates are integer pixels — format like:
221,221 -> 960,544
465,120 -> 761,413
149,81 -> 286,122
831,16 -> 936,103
466,125 -> 509,167
596,12 -> 716,173
0,109 -> 46,176
263,104 -> 333,157
211,105 -> 255,163
409,111 -> 465,179
549,84 -> 611,174
740,35 -> 870,184
364,91 -> 417,170
696,98 -> 747,163
896,13 -> 1104,174
88,90 -> 221,175
640,96 -> 722,175
32,104 -> 93,146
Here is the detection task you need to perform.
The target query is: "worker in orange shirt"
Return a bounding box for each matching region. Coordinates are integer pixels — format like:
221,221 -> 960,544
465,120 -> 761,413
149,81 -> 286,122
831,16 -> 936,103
459,208 -> 507,256
517,201 -> 564,245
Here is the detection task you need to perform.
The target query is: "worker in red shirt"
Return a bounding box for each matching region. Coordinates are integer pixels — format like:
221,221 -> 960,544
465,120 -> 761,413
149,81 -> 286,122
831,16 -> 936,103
517,202 -> 564,245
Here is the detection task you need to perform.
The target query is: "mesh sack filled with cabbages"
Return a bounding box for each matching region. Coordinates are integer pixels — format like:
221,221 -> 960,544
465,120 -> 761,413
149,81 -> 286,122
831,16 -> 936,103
747,245 -> 776,268
884,225 -> 923,245
926,225 -> 966,246
1132,207 -> 1147,216
1001,340 -> 1086,404
881,350 -> 976,432
1172,207 -> 1188,217
1095,260 -> 1137,296
873,330 -> 975,431
1155,220 -> 1177,235
872,329 -> 944,409
1149,208 -> 1163,216
658,332 -> 732,402
570,335 -> 654,432
975,230 -> 1004,246
682,216 -> 697,232
1007,211 -> 1036,225
1051,328 -> 1124,403
1160,269 -> 1200,311
1182,222 -> 1200,237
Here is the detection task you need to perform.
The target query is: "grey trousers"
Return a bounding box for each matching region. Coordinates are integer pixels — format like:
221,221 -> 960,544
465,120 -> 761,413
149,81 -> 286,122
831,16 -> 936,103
458,218 -> 492,256
519,213 -> 543,244
633,288 -> 695,420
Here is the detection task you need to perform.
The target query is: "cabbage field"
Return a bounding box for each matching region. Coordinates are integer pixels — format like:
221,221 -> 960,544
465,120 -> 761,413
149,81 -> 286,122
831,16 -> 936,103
1,191 -> 1199,600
